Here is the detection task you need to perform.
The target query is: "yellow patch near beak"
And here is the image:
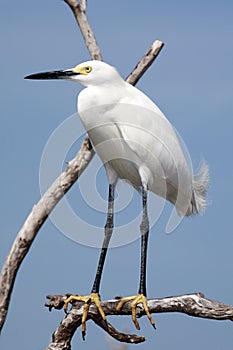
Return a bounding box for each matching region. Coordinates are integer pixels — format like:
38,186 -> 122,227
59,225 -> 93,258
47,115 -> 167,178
73,65 -> 92,75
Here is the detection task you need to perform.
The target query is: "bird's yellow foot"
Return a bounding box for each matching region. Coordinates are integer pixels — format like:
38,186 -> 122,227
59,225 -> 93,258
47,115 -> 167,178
64,292 -> 105,339
116,294 -> 156,330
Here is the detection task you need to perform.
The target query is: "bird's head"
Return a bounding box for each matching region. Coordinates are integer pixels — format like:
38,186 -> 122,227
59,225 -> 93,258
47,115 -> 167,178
25,60 -> 122,87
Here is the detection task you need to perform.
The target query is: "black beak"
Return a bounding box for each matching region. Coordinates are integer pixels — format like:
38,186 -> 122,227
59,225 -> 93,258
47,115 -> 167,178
24,70 -> 79,80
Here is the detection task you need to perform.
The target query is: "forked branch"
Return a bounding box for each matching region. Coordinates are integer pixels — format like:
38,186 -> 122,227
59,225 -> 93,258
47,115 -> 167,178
44,292 -> 233,349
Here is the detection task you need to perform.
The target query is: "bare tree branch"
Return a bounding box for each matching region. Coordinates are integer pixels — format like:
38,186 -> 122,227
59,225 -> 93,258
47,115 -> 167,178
44,293 -> 233,348
126,40 -> 164,85
64,0 -> 102,60
0,137 -> 94,331
91,317 -> 145,345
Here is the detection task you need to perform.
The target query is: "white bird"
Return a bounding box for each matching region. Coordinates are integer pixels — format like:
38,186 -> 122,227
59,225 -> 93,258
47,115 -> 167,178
25,60 -> 209,338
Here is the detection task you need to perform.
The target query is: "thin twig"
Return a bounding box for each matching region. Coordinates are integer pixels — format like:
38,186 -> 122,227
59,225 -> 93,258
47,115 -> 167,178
91,317 -> 145,344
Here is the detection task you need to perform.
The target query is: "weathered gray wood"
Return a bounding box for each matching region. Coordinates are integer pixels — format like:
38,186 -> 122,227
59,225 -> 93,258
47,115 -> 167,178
0,137 -> 94,331
44,292 -> 233,348
64,0 -> 102,61
126,40 -> 164,85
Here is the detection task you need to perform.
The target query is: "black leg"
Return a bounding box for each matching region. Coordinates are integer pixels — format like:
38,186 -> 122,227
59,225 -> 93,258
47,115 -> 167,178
63,185 -> 115,340
91,184 -> 115,294
116,183 -> 155,329
138,185 -> 149,296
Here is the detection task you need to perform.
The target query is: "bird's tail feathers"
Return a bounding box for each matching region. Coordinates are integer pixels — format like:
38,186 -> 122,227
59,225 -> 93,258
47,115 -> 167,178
189,161 -> 210,215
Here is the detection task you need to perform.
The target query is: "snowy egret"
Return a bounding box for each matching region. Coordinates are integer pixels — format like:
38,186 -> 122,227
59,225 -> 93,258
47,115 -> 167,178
25,60 -> 209,337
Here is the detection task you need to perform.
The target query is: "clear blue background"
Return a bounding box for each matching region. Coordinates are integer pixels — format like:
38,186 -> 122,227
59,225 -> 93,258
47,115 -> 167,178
0,1 -> 232,349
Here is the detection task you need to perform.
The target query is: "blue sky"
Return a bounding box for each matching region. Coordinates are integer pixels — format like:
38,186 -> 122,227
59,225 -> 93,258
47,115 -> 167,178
0,1 -> 233,349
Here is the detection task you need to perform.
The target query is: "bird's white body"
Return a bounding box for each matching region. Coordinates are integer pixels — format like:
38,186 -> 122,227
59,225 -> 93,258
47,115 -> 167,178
25,60 -> 208,216
76,61 -> 209,216
25,59 -> 209,333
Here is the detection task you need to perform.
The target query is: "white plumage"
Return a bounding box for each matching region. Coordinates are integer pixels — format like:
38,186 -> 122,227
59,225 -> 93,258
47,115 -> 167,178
25,59 -> 209,334
75,60 -> 209,216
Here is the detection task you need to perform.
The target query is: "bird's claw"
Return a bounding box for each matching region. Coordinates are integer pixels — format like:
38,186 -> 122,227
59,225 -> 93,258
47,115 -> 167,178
63,292 -> 106,340
116,293 -> 156,330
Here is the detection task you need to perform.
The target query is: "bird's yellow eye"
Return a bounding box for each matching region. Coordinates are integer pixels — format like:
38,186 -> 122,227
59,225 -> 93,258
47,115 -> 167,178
85,66 -> 92,73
